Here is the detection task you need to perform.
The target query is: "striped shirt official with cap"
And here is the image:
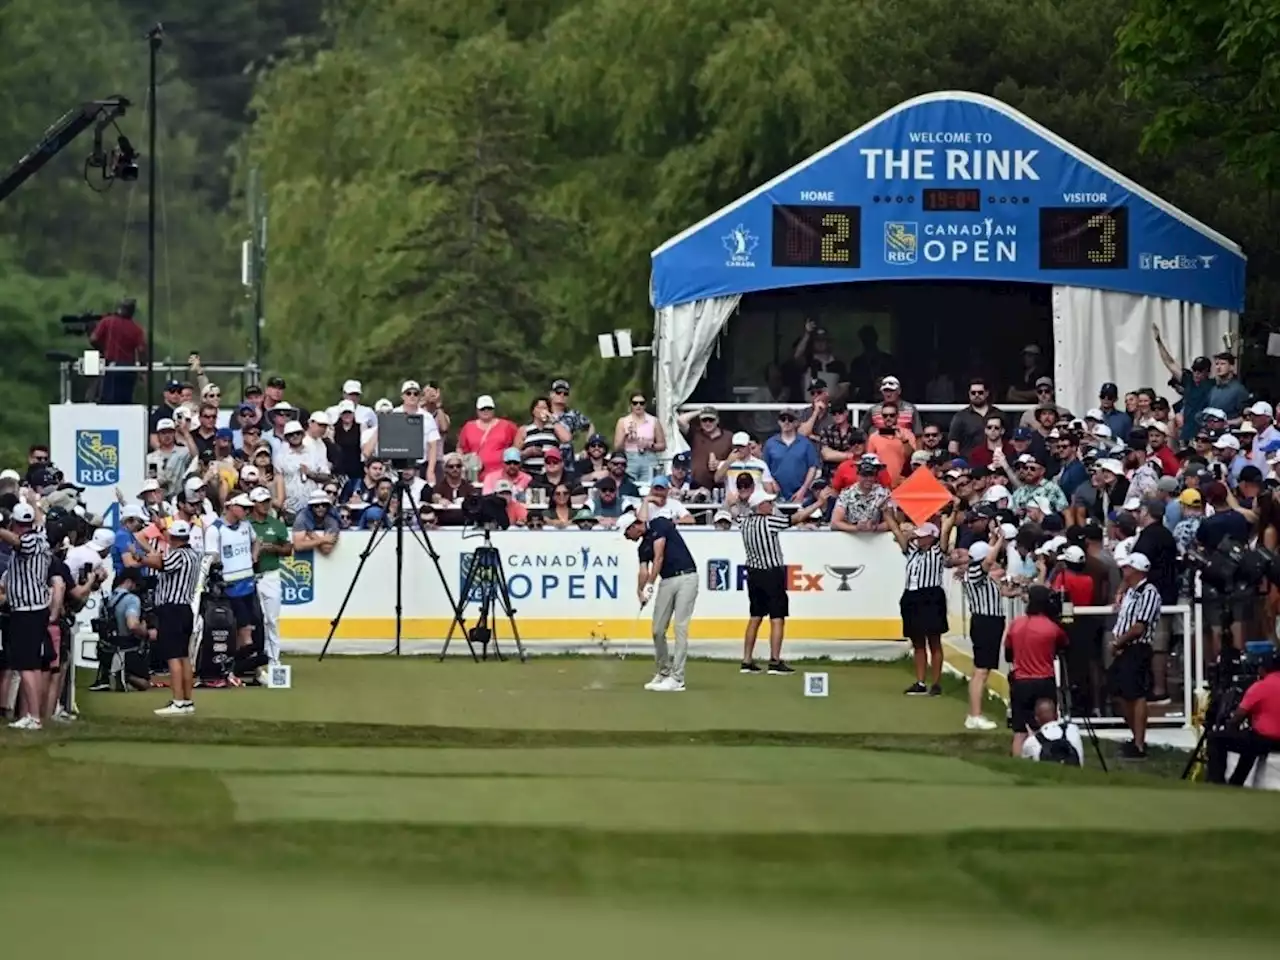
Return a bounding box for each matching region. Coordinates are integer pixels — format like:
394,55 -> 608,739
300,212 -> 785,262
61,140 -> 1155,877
962,540 -> 1004,730
0,503 -> 52,729
890,513 -> 954,696
1108,552 -> 1162,756
147,519 -> 203,716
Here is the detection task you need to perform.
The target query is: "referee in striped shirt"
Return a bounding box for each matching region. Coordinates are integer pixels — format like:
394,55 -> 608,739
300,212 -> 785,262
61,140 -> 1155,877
1108,551 -> 1162,760
0,501 -> 52,730
142,520 -> 202,716
739,488 -> 832,674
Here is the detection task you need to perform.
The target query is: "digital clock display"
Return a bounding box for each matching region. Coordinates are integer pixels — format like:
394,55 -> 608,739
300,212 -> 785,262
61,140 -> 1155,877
771,204 -> 862,268
922,188 -> 981,212
1039,206 -> 1129,269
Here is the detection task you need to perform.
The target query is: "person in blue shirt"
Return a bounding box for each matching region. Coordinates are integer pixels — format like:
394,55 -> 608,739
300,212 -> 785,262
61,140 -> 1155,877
1054,434 -> 1088,501
762,410 -> 820,501
112,505 -> 150,575
622,511 -> 698,693
1096,382 -> 1132,440
1153,327 -> 1214,443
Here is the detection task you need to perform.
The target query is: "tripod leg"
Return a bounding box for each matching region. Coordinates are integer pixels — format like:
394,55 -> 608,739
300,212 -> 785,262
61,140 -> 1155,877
397,486 -> 476,660
319,524 -> 391,662
393,499 -> 405,657
444,555 -> 481,662
492,555 -> 526,662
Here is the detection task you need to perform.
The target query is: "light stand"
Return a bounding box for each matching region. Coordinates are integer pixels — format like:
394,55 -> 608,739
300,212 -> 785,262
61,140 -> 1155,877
440,528 -> 525,662
318,479 -> 468,661
145,23 -> 162,415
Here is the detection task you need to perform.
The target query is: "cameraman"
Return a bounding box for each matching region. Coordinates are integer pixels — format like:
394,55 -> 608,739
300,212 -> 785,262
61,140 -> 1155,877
1207,652 -> 1280,786
1004,585 -> 1068,756
1049,544 -> 1105,715
98,567 -> 153,692
142,520 -> 201,716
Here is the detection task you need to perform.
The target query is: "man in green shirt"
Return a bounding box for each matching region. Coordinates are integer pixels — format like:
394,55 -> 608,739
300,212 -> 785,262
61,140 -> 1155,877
249,486 -> 293,663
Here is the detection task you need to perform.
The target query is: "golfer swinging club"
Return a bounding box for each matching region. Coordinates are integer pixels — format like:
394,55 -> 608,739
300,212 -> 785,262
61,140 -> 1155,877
620,510 -> 698,692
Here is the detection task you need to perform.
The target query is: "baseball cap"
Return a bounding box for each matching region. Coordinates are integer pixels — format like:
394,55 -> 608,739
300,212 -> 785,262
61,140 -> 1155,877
650,475 -> 670,489
1178,489 -> 1203,507
401,380 -> 421,394
713,509 -> 733,525
90,527 -> 115,552
0,468 -> 19,482
617,511 -> 641,531
267,376 -> 287,389
1119,552 -> 1151,572
239,465 -> 260,482
1191,355 -> 1211,372
10,503 -> 35,524
338,399 -> 357,415
1213,433 -> 1240,450
914,521 -> 940,538
698,405 -> 719,420
551,378 -> 570,392
308,489 -> 331,505
215,427 -> 233,440
910,449 -> 931,466
1023,344 -> 1041,355
1099,382 -> 1119,399
880,375 -> 901,390
544,447 -> 563,462
1015,453 -> 1037,466
155,417 -> 176,431
999,522 -> 1020,540
228,493 -> 254,509
374,398 -> 394,413
343,379 -> 363,395
1084,408 -> 1105,422
121,504 -> 148,522
1095,458 -> 1125,475
184,475 -> 207,492
1061,545 -> 1086,565
1121,496 -> 1142,512
808,378 -> 828,393
1091,424 -> 1114,440
586,433 -> 607,448
1034,376 -> 1054,389
1012,426 -> 1034,441
968,542 -> 992,562
309,411 -> 331,427
983,484 -> 1011,503
1202,407 -> 1228,421
494,479 -> 514,494
282,420 -> 305,435
164,379 -> 183,392
731,431 -> 751,446
271,401 -> 295,414
856,460 -> 880,476
609,450 -> 627,463
1156,476 -> 1180,494
754,492 -> 778,504
249,486 -> 272,504
475,394 -> 495,410
1249,400 -> 1274,418
673,450 -> 692,465
139,478 -> 161,494
502,447 -> 522,463
168,520 -> 192,539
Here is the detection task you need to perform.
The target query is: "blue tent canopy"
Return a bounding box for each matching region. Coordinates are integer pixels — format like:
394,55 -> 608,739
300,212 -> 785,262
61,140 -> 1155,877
650,92 -> 1245,313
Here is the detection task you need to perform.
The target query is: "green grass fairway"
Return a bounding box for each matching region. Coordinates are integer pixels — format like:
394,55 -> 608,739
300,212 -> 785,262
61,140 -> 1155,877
0,656 -> 1276,955
80,656 -> 972,732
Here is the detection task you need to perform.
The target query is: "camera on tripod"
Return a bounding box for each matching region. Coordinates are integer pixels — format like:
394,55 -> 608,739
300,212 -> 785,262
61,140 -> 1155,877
1186,538 -> 1280,598
460,494 -> 510,531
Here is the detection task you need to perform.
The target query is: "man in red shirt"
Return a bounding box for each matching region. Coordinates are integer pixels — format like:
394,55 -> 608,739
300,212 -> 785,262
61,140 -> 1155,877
90,298 -> 147,404
1207,652 -> 1280,786
1004,585 -> 1068,757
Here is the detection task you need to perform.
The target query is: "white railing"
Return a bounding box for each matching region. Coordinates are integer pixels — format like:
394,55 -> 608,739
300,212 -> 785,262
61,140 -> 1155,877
679,402 -> 1038,418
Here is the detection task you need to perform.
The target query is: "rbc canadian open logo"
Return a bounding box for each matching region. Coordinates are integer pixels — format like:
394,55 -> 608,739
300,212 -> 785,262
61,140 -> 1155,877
281,551 -> 315,605
74,430 -> 120,486
884,222 -> 918,265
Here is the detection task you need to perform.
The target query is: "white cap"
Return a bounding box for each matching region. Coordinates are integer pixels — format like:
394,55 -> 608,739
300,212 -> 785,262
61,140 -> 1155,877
914,521 -> 940,538
228,493 -> 254,509
1145,419 -> 1169,435
338,399 -> 356,414
239,464 -> 260,482
1035,536 -> 1067,556
121,504 -> 148,522
1213,433 -> 1240,450
139,478 -> 161,494
184,476 -> 206,492
308,489 -> 332,505
402,380 -> 422,394
155,417 -> 176,431
343,379 -> 363,395
201,382 -> 219,397
999,522 -> 1020,540
309,410 -> 332,426
617,511 -> 641,531
983,484 -> 1011,503
910,449 -> 932,465
1015,453 -> 1037,466
755,492 -> 778,503
1096,458 -> 1125,475
374,398 -> 394,413
1248,400 -> 1273,418
249,486 -> 272,504
713,509 -> 733,524
0,468 -> 20,482
90,527 -> 115,552
1119,552 -> 1151,572
880,375 -> 901,390
10,503 -> 35,524
272,401 -> 295,412
1121,497 -> 1142,512
1203,407 -> 1227,420
1085,407 -> 1104,421
968,541 -> 993,562
1061,545 -> 1086,564
1091,424 -> 1113,439
168,520 -> 192,538
475,394 -> 495,410
282,420 -> 305,435
731,431 -> 751,446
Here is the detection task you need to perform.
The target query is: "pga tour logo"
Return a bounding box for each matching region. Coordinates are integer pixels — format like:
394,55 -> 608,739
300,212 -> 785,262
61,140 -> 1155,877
74,429 -> 120,486
281,552 -> 315,605
1139,253 -> 1216,271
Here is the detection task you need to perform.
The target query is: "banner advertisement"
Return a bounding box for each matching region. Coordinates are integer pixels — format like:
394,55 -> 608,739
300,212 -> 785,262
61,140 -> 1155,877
278,530 -> 929,650
48,403 -> 147,527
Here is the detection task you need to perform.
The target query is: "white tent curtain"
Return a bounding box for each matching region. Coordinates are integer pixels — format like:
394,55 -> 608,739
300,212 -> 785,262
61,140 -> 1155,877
1051,286 -> 1235,416
654,294 -> 741,453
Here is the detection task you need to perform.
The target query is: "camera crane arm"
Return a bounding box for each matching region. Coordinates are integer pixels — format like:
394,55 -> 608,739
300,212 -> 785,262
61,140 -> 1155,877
0,96 -> 132,204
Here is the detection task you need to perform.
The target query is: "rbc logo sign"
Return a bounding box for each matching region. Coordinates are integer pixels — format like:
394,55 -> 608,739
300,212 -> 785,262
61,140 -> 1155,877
74,430 -> 120,486
281,551 -> 315,605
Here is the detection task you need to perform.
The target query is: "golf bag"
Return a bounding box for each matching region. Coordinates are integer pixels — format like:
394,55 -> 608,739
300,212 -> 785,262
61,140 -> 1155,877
194,582 -> 238,685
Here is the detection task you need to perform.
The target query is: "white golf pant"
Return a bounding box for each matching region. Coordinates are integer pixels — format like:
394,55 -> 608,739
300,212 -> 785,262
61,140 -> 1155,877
258,570 -> 282,663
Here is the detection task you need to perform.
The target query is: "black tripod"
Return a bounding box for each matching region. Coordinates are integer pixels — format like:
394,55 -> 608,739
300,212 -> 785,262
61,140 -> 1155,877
440,528 -> 525,662
319,479 -> 468,660
1057,655 -> 1108,772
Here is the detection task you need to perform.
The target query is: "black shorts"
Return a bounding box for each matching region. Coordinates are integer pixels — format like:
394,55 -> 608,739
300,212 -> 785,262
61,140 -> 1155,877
4,608 -> 51,672
970,614 -> 1005,670
1109,643 -> 1153,702
227,591 -> 259,631
746,567 -> 789,620
1009,676 -> 1057,732
155,603 -> 195,663
901,586 -> 949,644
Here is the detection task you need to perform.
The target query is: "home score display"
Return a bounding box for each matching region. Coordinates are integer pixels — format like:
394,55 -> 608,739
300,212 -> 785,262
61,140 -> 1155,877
769,201 -> 1129,270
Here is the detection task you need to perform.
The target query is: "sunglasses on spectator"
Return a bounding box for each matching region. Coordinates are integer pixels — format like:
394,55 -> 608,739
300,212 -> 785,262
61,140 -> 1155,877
923,431 -> 941,439
970,390 -> 987,397
553,389 -> 569,396
207,390 -> 221,398
445,461 -> 461,469
631,398 -> 646,406
554,488 -> 570,497
403,389 -> 420,396
1036,387 -> 1053,394
778,414 -> 796,423
985,424 -> 1003,431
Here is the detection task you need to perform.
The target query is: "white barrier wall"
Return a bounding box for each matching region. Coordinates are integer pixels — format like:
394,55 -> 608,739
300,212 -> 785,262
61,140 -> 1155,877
279,530 -> 939,650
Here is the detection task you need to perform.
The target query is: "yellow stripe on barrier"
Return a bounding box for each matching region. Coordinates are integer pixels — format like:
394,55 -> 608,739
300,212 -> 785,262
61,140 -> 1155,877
280,617 -> 904,642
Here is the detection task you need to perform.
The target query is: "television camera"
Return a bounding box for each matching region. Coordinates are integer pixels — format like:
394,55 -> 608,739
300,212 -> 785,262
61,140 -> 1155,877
1185,537 -> 1280,599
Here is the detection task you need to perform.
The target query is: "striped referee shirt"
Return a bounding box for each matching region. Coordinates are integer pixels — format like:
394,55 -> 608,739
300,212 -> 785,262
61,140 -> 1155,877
964,560 -> 1004,618
154,544 -> 202,606
739,513 -> 790,570
903,543 -> 945,591
1113,579 -> 1162,645
1,529 -> 51,611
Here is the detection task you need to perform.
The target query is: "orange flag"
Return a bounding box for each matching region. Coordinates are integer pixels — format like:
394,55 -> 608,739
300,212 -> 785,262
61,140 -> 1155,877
890,468 -> 953,527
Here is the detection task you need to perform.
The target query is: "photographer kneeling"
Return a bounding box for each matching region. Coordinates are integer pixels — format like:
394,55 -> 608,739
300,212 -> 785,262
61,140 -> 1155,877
99,568 -> 153,692
1207,652 -> 1280,787
1004,585 -> 1069,757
